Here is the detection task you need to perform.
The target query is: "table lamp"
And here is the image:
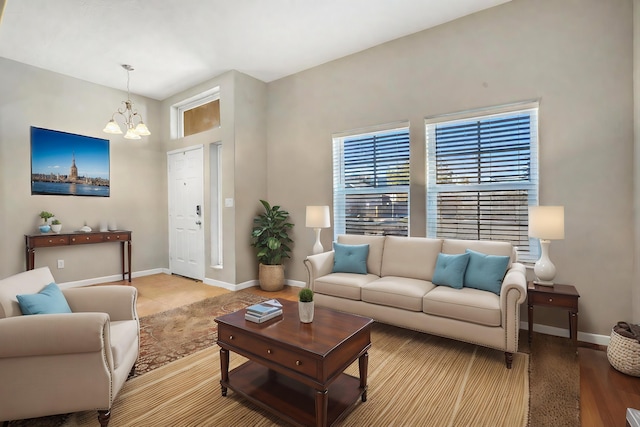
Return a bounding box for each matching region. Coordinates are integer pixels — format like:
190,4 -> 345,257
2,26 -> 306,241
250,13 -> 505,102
528,206 -> 564,286
306,206 -> 330,254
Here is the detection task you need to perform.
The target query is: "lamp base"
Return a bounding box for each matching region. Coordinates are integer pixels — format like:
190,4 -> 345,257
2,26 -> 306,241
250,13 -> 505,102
533,279 -> 555,287
312,228 -> 324,255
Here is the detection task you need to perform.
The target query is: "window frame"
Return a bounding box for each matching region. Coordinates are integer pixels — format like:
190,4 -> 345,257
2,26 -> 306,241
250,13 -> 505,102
332,122 -> 411,238
425,101 -> 539,262
171,87 -> 220,139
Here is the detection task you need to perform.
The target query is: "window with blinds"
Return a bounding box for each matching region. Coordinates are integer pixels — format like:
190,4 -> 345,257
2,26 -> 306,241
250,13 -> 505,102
333,125 -> 410,237
426,103 -> 539,261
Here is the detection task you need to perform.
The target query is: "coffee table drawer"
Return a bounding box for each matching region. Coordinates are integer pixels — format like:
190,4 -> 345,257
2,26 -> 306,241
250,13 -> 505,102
219,326 -> 318,377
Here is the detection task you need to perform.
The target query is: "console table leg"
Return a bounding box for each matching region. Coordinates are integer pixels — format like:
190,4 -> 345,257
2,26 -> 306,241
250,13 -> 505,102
315,389 -> 328,427
220,348 -> 229,396
127,240 -> 132,282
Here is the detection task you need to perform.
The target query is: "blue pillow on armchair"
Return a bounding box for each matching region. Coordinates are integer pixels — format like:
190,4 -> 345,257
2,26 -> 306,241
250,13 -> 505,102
332,242 -> 369,274
16,282 -> 72,315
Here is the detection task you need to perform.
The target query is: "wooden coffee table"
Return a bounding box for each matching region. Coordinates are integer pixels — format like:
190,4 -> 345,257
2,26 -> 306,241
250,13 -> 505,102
215,299 -> 373,427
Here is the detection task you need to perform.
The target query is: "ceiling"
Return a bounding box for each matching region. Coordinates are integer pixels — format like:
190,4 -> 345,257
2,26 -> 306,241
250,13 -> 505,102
0,0 -> 510,101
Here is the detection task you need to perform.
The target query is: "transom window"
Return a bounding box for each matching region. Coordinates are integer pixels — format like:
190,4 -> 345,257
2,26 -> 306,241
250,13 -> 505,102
333,124 -> 410,237
426,102 -> 539,261
171,87 -> 220,139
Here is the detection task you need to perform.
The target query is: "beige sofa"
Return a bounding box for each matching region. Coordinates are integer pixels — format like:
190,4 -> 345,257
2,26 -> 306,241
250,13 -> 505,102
304,235 -> 527,368
0,267 -> 139,426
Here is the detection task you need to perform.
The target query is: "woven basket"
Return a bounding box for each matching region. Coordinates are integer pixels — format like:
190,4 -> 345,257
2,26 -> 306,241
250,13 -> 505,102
607,328 -> 640,377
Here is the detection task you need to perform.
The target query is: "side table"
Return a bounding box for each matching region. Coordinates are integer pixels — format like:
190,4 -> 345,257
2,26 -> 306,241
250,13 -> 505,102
527,282 -> 580,345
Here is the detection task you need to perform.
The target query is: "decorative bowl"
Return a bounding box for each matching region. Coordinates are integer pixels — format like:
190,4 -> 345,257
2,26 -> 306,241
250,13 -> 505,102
39,225 -> 51,233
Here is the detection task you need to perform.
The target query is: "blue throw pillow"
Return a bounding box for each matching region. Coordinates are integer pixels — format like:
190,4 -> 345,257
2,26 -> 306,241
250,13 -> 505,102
432,253 -> 470,289
332,242 -> 369,274
16,282 -> 72,315
463,249 -> 510,295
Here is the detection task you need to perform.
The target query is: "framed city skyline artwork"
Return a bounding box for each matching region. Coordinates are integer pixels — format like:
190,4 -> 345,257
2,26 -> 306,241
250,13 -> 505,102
30,127 -> 110,197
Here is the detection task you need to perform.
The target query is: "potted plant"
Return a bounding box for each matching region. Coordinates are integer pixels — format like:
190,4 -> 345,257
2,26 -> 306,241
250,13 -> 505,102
250,200 -> 294,291
38,211 -> 54,233
298,288 -> 314,323
50,219 -> 62,234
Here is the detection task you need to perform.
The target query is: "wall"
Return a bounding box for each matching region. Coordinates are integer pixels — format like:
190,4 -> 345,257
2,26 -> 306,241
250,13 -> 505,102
266,0 -> 634,335
0,57 -> 166,282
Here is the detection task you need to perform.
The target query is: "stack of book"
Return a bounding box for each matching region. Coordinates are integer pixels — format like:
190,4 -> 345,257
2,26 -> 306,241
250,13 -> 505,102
245,301 -> 283,323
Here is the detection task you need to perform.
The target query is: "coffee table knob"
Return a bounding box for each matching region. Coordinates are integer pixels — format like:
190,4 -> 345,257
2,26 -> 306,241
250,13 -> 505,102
296,360 -> 301,366
267,349 -> 272,354
229,335 -> 234,340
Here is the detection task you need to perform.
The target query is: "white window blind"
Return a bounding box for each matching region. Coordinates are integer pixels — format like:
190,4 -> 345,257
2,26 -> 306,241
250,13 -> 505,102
333,124 -> 410,237
426,103 -> 539,261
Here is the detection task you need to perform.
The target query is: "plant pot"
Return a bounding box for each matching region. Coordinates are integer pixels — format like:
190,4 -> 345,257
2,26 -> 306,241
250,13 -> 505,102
38,225 -> 51,233
51,224 -> 62,233
258,263 -> 285,291
298,301 -> 314,323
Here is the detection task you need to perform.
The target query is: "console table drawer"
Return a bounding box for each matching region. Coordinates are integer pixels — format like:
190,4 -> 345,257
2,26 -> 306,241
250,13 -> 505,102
30,236 -> 70,247
219,326 -> 318,378
70,234 -> 104,244
105,233 -> 130,242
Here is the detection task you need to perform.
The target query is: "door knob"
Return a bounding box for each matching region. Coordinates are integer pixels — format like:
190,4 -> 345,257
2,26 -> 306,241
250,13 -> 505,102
196,220 -> 202,226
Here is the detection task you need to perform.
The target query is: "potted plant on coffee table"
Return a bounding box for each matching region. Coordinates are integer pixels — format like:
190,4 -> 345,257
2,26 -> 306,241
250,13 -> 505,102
251,200 -> 294,291
298,288 -> 314,323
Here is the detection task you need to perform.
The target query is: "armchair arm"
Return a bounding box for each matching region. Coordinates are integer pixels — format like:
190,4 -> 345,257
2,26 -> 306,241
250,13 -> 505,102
63,286 -> 138,321
303,250 -> 335,291
0,312 -> 109,358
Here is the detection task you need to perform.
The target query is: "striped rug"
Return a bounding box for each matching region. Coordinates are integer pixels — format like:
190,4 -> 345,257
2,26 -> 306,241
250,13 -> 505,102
69,323 -> 528,427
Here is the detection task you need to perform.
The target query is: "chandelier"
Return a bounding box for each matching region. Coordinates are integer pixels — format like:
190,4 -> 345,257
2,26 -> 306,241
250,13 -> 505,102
103,64 -> 151,140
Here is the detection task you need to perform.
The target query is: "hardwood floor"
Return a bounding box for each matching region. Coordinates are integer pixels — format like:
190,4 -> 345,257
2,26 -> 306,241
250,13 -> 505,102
109,274 -> 640,427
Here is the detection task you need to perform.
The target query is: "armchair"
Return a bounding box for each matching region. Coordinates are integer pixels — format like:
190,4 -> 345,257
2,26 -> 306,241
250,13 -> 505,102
0,267 -> 139,427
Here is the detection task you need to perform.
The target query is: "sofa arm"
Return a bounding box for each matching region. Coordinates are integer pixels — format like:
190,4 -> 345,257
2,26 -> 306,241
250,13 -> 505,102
63,286 -> 138,321
500,263 -> 527,306
303,250 -> 335,290
499,262 -> 527,352
0,312 -> 110,358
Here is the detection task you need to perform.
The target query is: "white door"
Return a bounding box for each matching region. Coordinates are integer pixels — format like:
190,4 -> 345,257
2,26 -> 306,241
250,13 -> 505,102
168,146 -> 204,280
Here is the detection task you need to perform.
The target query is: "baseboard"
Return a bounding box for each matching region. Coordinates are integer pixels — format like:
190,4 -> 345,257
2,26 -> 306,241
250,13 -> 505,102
202,278 -> 306,291
520,320 -> 610,346
58,268 -> 165,289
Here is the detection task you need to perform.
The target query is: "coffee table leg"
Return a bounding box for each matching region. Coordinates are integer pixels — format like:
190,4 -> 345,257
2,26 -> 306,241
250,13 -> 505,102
220,347 -> 229,397
359,351 -> 369,402
315,389 -> 328,427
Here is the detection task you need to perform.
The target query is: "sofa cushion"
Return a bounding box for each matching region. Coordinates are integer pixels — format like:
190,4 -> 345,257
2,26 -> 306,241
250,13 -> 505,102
314,273 -> 379,300
463,249 -> 510,295
16,282 -> 72,315
332,242 -> 369,274
338,235 -> 386,276
362,276 -> 435,312
423,286 -> 501,327
432,253 -> 470,289
110,320 -> 139,369
380,236 -> 443,281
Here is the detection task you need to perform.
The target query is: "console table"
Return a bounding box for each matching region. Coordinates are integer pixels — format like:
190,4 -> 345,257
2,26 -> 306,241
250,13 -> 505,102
25,230 -> 132,282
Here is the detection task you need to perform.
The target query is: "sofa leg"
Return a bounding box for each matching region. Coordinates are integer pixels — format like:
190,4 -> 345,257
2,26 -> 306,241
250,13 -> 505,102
505,352 -> 513,369
97,409 -> 110,427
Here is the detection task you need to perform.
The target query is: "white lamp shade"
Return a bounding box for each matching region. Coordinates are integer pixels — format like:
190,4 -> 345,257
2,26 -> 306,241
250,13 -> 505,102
528,206 -> 564,240
306,206 -> 330,228
124,128 -> 141,140
135,122 -> 151,136
103,119 -> 123,134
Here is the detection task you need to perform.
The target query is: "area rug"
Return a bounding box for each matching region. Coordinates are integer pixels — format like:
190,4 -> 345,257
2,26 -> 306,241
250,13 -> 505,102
68,323 -> 529,427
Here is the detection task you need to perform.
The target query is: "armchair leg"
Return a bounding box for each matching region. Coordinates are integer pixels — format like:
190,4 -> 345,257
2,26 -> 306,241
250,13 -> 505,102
504,352 -> 513,369
97,409 -> 111,427
128,364 -> 136,379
